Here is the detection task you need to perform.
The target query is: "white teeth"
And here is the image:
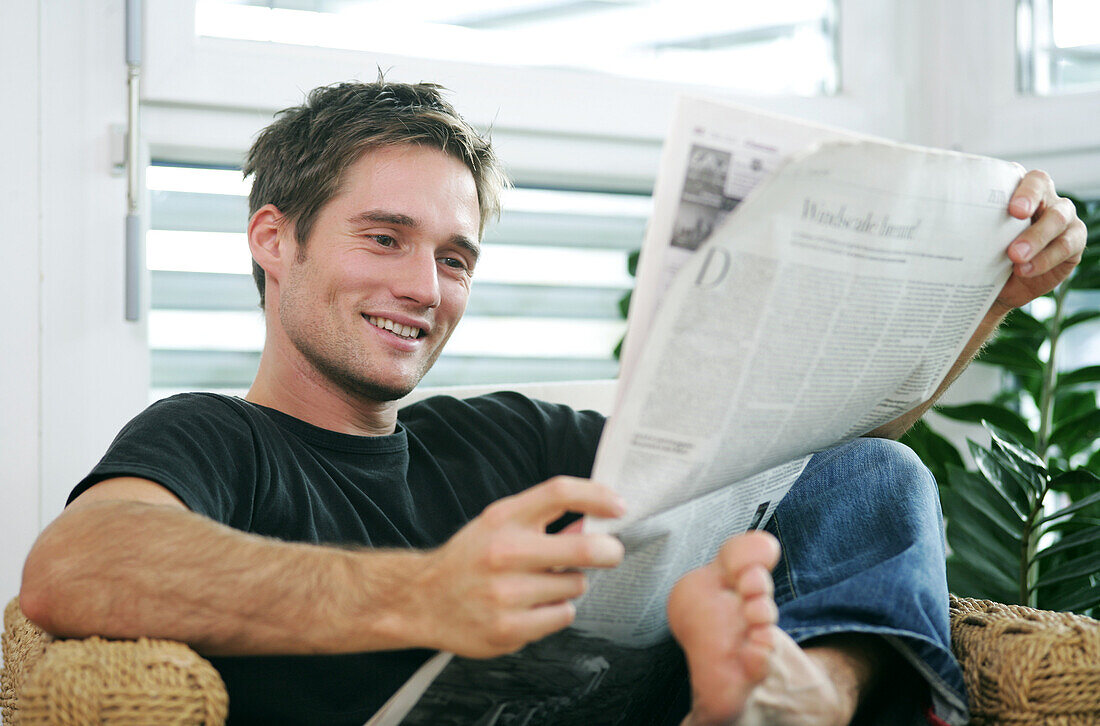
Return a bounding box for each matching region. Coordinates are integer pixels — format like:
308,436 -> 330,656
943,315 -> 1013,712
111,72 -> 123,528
367,316 -> 420,339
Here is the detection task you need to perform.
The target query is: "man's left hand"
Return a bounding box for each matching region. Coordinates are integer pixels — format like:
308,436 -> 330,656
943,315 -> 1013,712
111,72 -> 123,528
997,170 -> 1088,313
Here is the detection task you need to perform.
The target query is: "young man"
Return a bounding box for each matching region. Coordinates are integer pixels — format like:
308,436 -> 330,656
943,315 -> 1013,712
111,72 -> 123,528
21,81 -> 1086,725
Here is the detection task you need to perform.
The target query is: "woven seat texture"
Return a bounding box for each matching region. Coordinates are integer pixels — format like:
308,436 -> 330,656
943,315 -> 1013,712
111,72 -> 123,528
1,598 -> 227,725
950,595 -> 1100,725
5,595 -> 1100,724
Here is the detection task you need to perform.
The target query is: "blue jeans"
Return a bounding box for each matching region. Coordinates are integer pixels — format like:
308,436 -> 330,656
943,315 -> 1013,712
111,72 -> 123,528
766,438 -> 968,726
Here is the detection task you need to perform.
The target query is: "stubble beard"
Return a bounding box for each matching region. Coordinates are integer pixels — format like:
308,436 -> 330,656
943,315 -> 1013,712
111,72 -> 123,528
280,294 -> 434,404
301,339 -> 419,403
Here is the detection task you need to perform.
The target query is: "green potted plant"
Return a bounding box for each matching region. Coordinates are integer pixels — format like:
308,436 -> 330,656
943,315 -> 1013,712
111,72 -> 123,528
902,196 -> 1100,612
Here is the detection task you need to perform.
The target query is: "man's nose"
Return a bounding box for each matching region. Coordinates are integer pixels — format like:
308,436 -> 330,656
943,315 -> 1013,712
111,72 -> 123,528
393,250 -> 442,308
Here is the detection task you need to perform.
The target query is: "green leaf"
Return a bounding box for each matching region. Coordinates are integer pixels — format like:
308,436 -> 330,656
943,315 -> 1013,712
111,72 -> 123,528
985,420 -> 1046,468
947,511 -> 1022,574
1070,238 -> 1100,288
1038,487 -> 1100,525
1052,467 -> 1100,488
617,290 -> 632,319
1047,469 -> 1100,503
1034,525 -> 1100,561
1010,371 -> 1044,407
976,338 -> 1045,374
946,557 -> 1017,604
1033,550 -> 1100,588
1050,409 -> 1100,458
1046,516 -> 1100,533
977,422 -> 1048,502
1041,583 -> 1100,614
1087,217 -> 1100,242
947,526 -> 1020,591
626,249 -> 640,277
1061,310 -> 1100,331
1003,308 -> 1048,336
1058,365 -> 1100,388
994,440 -> 1049,499
968,441 -> 1035,513
946,462 -> 1026,522
934,404 -> 1034,447
941,485 -> 1023,552
1069,265 -> 1100,291
1054,391 -> 1099,430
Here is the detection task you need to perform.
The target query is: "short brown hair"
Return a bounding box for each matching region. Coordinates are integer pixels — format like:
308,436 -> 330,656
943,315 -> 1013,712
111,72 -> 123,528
243,79 -> 509,307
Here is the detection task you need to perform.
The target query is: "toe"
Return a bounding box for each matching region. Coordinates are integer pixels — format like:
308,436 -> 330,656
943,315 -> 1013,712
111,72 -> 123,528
735,564 -> 774,598
718,532 -> 781,580
743,595 -> 778,627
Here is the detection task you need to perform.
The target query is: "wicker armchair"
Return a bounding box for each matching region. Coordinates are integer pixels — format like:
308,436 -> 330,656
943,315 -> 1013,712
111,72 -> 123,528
4,596 -> 1100,725
1,599 -> 227,725
948,596 -> 1100,725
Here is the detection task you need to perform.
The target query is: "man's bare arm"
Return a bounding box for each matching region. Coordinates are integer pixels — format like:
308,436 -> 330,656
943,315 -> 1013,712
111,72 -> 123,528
20,476 -> 625,659
866,170 -> 1087,440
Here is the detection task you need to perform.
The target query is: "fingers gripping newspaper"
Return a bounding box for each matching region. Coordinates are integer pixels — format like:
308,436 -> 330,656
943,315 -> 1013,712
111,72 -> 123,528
368,97 -> 1028,726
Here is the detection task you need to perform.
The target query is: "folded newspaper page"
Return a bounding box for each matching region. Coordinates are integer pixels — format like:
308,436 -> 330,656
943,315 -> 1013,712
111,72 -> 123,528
366,97 -> 1028,726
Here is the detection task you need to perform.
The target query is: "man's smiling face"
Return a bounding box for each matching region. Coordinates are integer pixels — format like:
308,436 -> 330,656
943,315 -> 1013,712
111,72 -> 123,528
273,143 -> 481,401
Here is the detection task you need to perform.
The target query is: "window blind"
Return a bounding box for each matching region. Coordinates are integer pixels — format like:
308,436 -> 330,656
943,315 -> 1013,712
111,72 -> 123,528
147,163 -> 647,401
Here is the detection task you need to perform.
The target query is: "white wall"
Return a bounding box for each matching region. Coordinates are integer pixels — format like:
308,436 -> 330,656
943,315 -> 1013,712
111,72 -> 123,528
0,0 -> 148,610
1,1 -> 44,617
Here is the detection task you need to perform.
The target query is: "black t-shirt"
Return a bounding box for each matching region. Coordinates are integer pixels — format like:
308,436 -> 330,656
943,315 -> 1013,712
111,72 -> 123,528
70,392 -> 605,725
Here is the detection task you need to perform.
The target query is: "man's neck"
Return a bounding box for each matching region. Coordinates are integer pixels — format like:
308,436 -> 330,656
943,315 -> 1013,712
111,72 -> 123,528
246,347 -> 402,437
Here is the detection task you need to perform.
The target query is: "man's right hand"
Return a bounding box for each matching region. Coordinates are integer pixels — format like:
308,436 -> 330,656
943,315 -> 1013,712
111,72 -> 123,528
398,476 -> 626,658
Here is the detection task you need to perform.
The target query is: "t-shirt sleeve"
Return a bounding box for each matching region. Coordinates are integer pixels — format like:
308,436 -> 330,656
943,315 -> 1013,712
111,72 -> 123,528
461,392 -> 606,481
69,394 -> 258,527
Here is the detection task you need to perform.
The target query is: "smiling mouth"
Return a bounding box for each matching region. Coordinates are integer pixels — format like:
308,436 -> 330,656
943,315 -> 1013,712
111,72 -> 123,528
365,315 -> 423,340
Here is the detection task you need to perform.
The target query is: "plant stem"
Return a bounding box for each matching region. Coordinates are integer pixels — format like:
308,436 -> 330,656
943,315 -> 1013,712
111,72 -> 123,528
1023,500 -> 1043,606
1037,283 -> 1069,457
1026,283 -> 1069,607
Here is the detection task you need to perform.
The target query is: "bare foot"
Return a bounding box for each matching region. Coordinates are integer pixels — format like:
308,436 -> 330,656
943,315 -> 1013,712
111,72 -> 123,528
668,532 -> 856,726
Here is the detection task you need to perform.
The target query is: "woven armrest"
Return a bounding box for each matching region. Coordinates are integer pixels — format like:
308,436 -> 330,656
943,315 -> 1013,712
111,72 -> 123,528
7,593 -> 1099,724
950,595 -> 1100,725
1,598 -> 228,725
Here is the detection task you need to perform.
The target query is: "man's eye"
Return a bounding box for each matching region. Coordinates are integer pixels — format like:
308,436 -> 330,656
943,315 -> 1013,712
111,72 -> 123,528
441,257 -> 470,272
369,235 -> 396,247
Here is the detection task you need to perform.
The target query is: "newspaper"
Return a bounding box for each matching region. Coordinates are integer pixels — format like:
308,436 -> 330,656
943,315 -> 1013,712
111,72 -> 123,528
366,97 -> 1028,726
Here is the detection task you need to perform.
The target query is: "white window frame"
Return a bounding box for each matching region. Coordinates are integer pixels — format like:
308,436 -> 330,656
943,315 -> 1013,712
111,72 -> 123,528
907,0 -> 1100,196
141,0 -> 910,187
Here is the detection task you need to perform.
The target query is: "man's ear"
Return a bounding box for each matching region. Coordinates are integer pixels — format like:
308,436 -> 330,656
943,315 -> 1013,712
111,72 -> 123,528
248,204 -> 290,286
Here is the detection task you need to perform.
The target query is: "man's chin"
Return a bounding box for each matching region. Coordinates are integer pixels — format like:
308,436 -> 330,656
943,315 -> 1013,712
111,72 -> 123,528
360,381 -> 417,403
344,374 -> 421,403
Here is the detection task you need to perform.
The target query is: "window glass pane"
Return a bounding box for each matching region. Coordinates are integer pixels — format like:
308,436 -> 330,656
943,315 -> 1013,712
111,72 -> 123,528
146,162 -> 640,401
1019,0 -> 1100,95
196,0 -> 839,96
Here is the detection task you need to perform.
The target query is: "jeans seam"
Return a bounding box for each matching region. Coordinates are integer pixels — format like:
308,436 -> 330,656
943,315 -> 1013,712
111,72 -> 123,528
771,515 -> 800,601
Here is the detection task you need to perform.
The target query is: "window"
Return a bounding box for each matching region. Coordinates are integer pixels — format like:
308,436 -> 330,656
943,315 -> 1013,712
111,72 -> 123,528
142,0 -> 858,400
137,0 -> 926,399
147,163 -> 646,401
196,0 -> 839,96
1018,0 -> 1100,95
